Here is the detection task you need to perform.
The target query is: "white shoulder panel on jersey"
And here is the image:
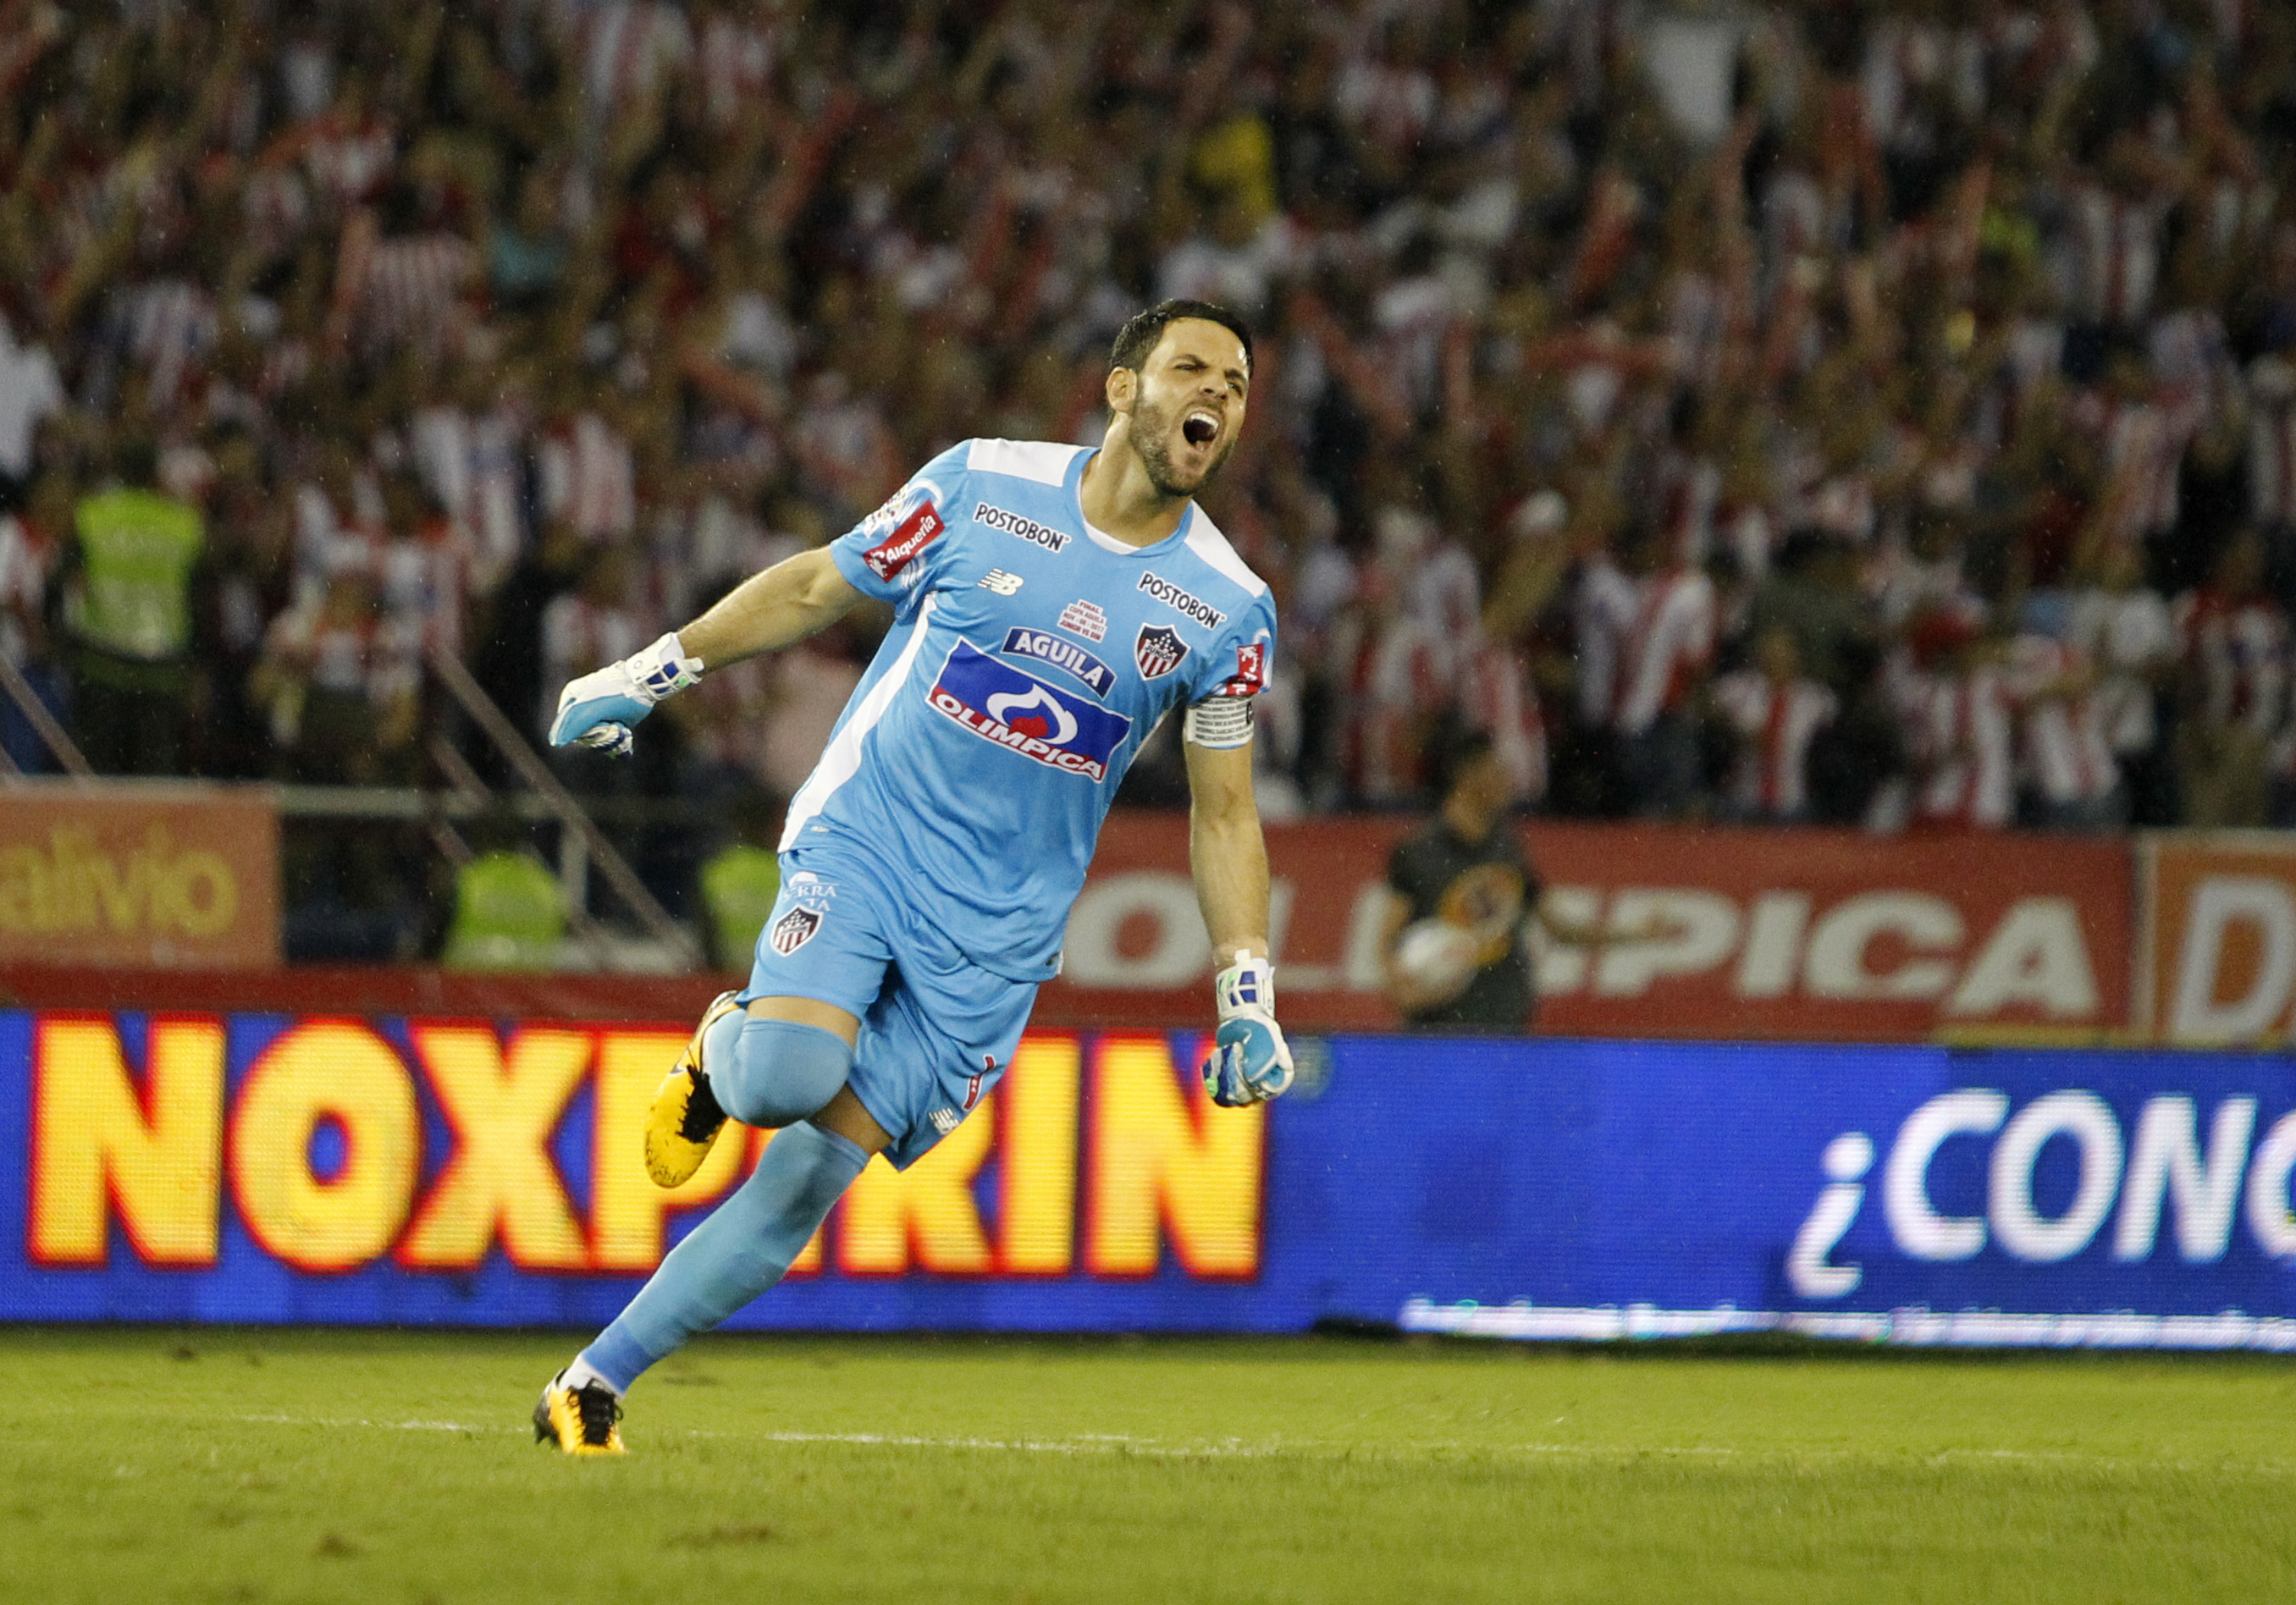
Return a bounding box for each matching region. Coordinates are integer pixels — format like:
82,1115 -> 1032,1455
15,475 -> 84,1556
780,592 -> 941,851
966,438 -> 1085,486
1183,511 -> 1268,598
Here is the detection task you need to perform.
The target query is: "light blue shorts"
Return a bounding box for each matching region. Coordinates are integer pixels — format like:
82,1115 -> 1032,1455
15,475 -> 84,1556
736,842 -> 1035,1168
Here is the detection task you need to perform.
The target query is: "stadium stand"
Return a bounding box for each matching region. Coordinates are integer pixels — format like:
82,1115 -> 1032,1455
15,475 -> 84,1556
2,0 -> 2294,877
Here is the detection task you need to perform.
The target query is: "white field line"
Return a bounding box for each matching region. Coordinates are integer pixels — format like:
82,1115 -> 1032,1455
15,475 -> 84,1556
230,1414 -> 2296,1476
238,1413 -> 503,1433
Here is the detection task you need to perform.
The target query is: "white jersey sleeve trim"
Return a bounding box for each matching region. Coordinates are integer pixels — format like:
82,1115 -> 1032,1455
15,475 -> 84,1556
779,592 -> 940,851
1183,512 -> 1268,598
966,438 -> 1085,486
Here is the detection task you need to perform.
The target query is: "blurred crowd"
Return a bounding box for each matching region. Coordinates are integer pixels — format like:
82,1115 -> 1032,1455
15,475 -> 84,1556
3,0 -> 2296,841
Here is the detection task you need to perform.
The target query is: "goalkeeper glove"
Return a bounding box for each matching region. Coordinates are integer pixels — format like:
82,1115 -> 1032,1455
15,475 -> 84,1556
1201,951 -> 1294,1106
548,632 -> 703,757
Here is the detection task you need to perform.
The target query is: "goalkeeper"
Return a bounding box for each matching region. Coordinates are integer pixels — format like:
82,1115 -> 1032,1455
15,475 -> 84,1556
535,301 -> 1290,1453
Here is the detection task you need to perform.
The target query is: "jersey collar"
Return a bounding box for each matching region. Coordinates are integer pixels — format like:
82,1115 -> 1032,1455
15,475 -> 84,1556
1068,448 -> 1196,558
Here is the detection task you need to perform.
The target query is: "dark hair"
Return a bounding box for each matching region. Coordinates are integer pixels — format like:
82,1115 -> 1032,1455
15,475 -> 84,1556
1109,299 -> 1253,375
114,437 -> 160,488
1429,715 -> 1497,803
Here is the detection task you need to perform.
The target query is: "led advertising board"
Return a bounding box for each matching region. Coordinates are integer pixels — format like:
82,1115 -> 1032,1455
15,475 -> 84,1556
5,1012 -> 2293,1347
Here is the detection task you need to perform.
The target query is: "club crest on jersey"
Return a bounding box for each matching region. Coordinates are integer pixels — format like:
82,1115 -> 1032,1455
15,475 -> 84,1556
1057,598 -> 1108,642
928,641 -> 1132,781
1134,623 -> 1186,679
1137,571 -> 1227,630
1002,627 -> 1116,696
861,492 -> 945,583
769,906 -> 821,957
974,502 -> 1070,554
1222,641 -> 1267,696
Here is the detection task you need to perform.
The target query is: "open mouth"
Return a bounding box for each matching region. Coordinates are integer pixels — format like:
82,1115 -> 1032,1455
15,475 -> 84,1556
1182,410 -> 1219,448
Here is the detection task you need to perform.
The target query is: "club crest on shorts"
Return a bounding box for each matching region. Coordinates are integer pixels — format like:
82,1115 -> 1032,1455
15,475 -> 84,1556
769,905 -> 822,956
1134,623 -> 1186,679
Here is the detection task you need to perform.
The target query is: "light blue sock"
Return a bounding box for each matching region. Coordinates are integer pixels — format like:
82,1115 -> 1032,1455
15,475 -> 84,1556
579,1121 -> 869,1392
714,1018 -> 853,1128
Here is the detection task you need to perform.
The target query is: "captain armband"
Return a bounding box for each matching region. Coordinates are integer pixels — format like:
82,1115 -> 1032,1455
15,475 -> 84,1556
1182,694 -> 1255,749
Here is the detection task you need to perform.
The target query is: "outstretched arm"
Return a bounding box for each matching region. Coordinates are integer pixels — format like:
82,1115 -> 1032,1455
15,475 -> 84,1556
1184,733 -> 1292,1106
678,546 -> 864,669
550,546 -> 864,754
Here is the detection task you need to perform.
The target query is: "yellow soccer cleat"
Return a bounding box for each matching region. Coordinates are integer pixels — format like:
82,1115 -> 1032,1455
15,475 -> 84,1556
533,1373 -> 625,1455
645,990 -> 739,1188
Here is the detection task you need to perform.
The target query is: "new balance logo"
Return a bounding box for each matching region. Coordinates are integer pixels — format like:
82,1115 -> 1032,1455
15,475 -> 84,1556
928,1107 -> 962,1134
980,569 -> 1024,595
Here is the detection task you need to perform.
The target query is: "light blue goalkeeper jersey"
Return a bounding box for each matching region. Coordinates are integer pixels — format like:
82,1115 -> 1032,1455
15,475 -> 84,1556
781,438 -> 1276,983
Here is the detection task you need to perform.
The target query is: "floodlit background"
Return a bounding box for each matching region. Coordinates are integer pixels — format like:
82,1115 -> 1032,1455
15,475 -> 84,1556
3,1 -> 2294,960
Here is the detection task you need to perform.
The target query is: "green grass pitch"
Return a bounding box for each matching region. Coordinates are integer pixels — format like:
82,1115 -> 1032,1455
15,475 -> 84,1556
8,1326 -> 2294,1603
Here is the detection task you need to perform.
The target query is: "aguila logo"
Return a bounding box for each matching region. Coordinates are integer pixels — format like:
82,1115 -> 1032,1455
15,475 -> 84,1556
1002,627 -> 1116,696
1134,624 -> 1185,679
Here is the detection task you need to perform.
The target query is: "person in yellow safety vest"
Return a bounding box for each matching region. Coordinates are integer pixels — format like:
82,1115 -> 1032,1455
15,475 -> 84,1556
442,847 -> 567,970
58,439 -> 205,775
699,840 -> 780,970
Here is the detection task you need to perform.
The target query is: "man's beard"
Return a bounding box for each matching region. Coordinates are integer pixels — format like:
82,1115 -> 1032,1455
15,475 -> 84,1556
1130,392 -> 1236,499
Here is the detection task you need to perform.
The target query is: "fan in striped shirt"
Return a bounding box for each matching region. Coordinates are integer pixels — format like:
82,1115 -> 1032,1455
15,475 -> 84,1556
2172,531 -> 2290,828
1712,627 -> 1837,825
2248,356 -> 2296,543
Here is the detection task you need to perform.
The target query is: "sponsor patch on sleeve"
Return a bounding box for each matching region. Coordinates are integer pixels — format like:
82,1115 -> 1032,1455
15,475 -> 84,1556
863,495 -> 947,582
1219,641 -> 1268,697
